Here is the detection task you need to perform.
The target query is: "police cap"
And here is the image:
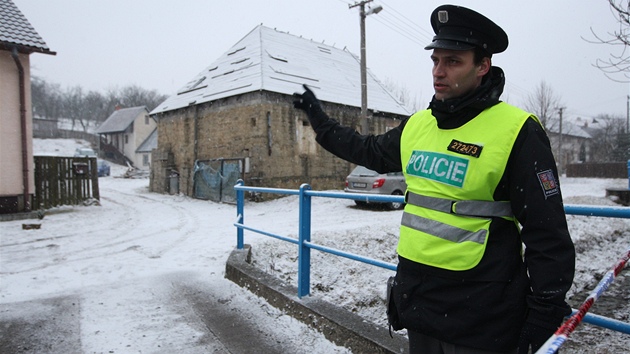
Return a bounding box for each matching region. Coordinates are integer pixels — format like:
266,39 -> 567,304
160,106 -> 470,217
424,5 -> 508,55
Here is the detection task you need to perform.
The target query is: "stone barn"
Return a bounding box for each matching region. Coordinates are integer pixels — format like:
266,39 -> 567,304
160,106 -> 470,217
149,25 -> 410,201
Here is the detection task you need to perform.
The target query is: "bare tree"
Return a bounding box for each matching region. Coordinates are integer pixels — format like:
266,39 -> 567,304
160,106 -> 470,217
587,114 -> 629,161
585,0 -> 630,82
115,85 -> 167,112
62,86 -> 87,131
382,78 -> 422,113
31,77 -> 168,131
31,76 -> 63,120
62,86 -> 110,132
523,81 -> 563,130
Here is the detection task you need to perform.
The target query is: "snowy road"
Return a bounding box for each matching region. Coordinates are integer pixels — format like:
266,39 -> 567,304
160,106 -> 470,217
0,176 -> 349,354
2,163 -> 630,353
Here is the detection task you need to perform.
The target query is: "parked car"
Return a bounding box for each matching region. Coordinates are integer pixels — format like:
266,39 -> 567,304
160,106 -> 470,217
344,166 -> 406,210
74,147 -> 97,158
97,159 -> 111,177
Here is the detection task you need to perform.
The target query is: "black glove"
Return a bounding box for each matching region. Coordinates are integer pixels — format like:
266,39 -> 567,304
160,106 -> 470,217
518,322 -> 555,354
293,84 -> 328,129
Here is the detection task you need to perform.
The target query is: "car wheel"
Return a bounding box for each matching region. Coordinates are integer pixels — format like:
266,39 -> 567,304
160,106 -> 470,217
387,191 -> 404,210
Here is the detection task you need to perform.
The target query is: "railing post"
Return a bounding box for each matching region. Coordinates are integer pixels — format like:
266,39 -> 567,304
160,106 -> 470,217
297,183 -> 312,298
236,179 -> 244,249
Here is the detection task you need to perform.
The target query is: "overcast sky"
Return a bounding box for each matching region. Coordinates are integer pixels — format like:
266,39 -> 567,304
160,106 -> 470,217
13,0 -> 630,121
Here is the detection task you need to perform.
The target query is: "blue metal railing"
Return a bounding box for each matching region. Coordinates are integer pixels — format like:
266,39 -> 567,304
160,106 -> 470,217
233,179 -> 630,334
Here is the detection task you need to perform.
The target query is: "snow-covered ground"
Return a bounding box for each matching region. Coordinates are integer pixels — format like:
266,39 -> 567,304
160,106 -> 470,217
250,177 -> 630,353
1,138 -> 629,353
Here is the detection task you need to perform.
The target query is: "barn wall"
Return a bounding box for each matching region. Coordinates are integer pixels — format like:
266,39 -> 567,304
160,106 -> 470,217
151,91 -> 405,195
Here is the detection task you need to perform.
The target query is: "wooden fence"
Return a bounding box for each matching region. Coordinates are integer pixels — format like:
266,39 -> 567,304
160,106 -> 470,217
566,162 -> 629,178
33,156 -> 100,210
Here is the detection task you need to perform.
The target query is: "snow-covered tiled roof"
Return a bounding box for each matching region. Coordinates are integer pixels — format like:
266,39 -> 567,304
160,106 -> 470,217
0,0 -> 54,54
96,106 -> 148,134
547,121 -> 593,139
151,25 -> 410,117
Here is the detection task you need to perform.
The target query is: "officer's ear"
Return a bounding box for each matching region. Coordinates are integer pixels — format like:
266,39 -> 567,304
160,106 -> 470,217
477,57 -> 491,77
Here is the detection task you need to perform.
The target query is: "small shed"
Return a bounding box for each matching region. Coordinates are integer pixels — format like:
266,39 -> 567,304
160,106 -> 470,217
136,128 -> 157,168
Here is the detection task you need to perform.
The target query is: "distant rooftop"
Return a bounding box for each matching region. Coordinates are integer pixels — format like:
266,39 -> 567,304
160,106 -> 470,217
0,0 -> 55,54
151,25 -> 409,117
547,120 -> 593,139
97,106 -> 149,134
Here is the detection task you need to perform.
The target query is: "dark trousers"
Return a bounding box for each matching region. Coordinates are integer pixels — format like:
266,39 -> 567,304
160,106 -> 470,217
408,330 -> 518,354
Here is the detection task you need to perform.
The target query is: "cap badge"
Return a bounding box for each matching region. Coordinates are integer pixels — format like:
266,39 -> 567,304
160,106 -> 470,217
438,10 -> 449,23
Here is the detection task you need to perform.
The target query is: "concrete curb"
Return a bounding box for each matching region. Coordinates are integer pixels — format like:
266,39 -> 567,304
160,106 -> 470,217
225,245 -> 409,354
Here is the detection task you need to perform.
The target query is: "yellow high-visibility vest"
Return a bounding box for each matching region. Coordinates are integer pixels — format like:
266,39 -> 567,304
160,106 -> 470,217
398,102 -> 537,271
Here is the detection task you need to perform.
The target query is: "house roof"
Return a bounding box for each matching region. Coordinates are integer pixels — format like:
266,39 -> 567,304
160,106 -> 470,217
96,106 -> 149,134
151,25 -> 410,117
547,121 -> 592,139
0,0 -> 55,54
136,128 -> 157,153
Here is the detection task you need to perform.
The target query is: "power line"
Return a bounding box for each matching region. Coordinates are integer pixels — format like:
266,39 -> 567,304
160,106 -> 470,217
379,0 -> 434,40
370,16 -> 425,46
343,0 -> 433,46
338,1 -> 548,111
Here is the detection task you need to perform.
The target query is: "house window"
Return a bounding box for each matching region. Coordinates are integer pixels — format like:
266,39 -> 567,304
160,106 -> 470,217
251,118 -> 256,127
143,154 -> 150,166
125,135 -> 129,144
145,115 -> 149,125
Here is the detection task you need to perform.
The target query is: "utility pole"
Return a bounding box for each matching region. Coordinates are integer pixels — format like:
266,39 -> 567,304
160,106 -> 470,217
349,1 -> 382,134
558,107 -> 565,175
626,94 -> 629,134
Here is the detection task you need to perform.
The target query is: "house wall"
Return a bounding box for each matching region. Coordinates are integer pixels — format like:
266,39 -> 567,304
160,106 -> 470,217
151,91 -> 404,196
121,126 -> 135,166
131,113 -> 155,168
0,50 -> 34,212
548,133 -> 591,173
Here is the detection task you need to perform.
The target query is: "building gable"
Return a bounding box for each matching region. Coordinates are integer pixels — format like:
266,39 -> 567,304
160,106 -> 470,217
97,106 -> 149,134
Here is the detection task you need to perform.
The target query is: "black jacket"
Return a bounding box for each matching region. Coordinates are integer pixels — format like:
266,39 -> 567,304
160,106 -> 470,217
309,67 -> 575,351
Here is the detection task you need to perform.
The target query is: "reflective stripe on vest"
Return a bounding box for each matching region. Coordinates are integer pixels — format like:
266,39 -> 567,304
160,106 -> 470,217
401,211 -> 487,244
406,191 -> 513,218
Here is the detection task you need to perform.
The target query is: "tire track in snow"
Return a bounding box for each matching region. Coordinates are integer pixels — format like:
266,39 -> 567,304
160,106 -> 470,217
0,185 -> 205,274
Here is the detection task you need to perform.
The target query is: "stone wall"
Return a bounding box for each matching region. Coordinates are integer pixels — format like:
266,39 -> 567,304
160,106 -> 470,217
151,91 -> 405,195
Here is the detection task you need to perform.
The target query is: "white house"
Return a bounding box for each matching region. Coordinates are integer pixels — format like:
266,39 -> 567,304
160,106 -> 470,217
96,106 -> 156,169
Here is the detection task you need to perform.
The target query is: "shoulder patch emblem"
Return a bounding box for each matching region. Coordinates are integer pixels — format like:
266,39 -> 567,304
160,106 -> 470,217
537,169 -> 559,199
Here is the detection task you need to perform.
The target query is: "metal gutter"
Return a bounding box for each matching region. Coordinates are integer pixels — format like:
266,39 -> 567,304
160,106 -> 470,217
10,46 -> 30,211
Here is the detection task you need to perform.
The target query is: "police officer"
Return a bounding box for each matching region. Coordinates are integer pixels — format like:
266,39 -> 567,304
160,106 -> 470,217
294,4 -> 575,354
